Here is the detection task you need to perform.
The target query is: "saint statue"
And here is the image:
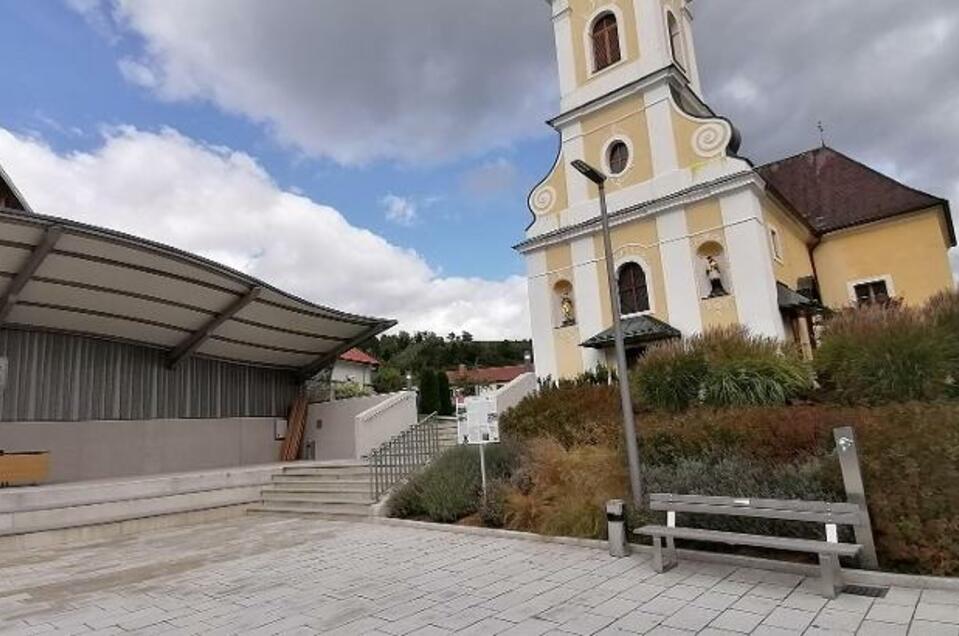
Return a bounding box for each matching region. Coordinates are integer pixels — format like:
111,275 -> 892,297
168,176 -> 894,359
560,293 -> 576,325
706,256 -> 727,297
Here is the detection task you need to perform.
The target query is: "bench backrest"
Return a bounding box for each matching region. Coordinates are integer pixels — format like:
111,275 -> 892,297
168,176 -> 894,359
650,493 -> 865,527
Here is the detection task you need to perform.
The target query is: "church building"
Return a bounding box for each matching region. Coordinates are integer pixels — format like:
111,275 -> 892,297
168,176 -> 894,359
516,0 -> 956,380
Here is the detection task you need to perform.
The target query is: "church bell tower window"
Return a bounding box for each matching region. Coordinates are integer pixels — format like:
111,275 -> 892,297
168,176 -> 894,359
667,11 -> 686,70
591,13 -> 621,72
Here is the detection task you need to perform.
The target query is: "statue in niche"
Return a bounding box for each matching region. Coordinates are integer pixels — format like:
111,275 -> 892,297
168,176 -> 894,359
560,293 -> 576,326
706,256 -> 728,298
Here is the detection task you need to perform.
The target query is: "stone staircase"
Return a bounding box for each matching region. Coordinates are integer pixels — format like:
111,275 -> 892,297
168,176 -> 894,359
436,416 -> 459,450
247,461 -> 374,518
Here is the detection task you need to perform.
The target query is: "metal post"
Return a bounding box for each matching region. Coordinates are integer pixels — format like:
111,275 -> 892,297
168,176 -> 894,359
597,182 -> 644,509
478,443 -> 488,502
833,426 -> 879,569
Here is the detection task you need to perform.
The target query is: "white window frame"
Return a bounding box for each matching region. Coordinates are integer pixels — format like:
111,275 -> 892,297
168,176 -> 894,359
768,225 -> 784,263
664,8 -> 688,75
847,275 -> 895,305
614,256 -> 656,319
584,5 -> 628,78
601,135 -> 635,177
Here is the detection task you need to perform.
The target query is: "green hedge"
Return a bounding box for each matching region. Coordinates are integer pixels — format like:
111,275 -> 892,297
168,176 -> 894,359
816,297 -> 959,405
632,327 -> 812,412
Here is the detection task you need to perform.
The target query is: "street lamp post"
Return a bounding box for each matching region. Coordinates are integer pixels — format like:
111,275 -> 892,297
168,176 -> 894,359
571,159 -> 644,509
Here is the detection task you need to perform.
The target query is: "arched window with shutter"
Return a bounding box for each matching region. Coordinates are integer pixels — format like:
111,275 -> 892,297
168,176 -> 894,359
592,13 -> 621,72
618,262 -> 650,315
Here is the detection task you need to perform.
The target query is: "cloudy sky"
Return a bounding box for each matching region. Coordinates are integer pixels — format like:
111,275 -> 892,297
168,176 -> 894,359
0,1 -> 956,339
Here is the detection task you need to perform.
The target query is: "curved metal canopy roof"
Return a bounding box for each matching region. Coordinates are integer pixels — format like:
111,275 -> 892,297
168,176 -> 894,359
0,207 -> 395,377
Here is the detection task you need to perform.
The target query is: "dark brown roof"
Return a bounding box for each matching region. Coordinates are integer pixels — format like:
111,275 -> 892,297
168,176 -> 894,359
757,146 -> 954,245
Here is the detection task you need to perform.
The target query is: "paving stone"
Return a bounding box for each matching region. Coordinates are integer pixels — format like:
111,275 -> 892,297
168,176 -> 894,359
762,606 -> 816,631
922,591 -> 959,607
557,612 -> 616,635
609,609 -> 663,633
692,591 -> 739,611
865,601 -> 914,625
857,619 -> 908,636
661,605 -> 720,632
810,607 -> 865,633
908,620 -> 959,636
639,595 -> 688,617
709,608 -> 764,633
915,603 -> 959,624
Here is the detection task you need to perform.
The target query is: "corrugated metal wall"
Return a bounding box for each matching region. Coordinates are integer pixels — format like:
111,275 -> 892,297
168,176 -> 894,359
0,328 -> 300,422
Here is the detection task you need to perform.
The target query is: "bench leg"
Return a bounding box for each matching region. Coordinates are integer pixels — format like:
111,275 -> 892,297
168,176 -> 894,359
818,553 -> 843,599
652,536 -> 677,573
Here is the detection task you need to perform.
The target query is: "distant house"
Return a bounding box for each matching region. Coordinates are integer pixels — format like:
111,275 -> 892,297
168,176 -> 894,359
332,348 -> 380,388
447,364 -> 529,396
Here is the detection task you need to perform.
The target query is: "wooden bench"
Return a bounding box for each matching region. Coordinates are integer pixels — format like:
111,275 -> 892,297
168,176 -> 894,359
636,493 -> 866,598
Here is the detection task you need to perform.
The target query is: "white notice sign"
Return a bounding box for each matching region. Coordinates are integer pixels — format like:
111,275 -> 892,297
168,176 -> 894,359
457,396 -> 499,445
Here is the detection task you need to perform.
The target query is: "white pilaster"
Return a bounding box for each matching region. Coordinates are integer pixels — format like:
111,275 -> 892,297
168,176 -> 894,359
644,86 -> 679,179
562,124 -> 589,207
571,236 -> 604,372
719,189 -> 786,339
526,250 -> 558,380
551,1 -> 577,99
656,208 -> 702,335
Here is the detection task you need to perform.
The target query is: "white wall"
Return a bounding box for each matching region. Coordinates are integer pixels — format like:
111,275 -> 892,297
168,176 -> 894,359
354,392 -> 417,458
493,373 -> 538,415
0,417 -> 283,484
305,392 -> 416,461
331,360 -> 375,387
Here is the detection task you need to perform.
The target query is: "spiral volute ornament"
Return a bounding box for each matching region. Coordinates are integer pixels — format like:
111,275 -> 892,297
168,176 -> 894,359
692,122 -> 728,158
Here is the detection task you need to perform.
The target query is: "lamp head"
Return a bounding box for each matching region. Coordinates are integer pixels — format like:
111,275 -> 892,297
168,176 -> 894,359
571,159 -> 607,185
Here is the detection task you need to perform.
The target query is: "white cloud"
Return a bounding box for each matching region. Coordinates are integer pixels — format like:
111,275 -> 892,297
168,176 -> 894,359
73,0 -> 556,166
0,126 -> 530,339
380,194 -> 418,227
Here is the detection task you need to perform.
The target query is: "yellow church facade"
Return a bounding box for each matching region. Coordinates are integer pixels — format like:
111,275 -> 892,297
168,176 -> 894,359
516,0 -> 955,380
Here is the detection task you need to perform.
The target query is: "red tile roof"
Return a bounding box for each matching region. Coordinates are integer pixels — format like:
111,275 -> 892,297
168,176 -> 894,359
757,147 -> 954,245
338,348 -> 380,366
446,365 -> 528,385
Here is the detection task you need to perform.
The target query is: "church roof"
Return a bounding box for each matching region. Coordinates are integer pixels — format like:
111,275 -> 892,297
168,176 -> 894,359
581,315 -> 681,349
757,146 -> 954,245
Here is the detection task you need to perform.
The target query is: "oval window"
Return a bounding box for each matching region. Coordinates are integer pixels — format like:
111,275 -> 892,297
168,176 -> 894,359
608,141 -> 629,175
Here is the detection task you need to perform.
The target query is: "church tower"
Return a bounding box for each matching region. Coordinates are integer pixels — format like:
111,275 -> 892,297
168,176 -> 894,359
519,0 -> 787,380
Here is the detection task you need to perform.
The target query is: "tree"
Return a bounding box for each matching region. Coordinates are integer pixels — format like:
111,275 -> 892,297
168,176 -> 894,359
418,369 -> 440,415
373,366 -> 405,394
437,371 -> 454,416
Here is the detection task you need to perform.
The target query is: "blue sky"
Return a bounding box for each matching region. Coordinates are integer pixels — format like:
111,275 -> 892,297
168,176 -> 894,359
0,1 -> 555,284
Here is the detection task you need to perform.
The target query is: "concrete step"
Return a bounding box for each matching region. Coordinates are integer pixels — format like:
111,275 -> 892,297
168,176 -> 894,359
261,490 -> 372,505
248,501 -> 371,517
281,466 -> 370,477
269,477 -> 370,491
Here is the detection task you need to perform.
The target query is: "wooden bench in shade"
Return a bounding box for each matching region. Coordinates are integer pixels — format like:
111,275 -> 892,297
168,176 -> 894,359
636,493 -> 866,598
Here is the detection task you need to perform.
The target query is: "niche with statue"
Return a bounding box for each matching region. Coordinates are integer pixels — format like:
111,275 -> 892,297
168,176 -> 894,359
553,280 -> 577,328
696,241 -> 732,299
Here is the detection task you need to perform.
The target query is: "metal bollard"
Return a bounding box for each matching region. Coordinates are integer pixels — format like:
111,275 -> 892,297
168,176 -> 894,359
606,499 -> 629,557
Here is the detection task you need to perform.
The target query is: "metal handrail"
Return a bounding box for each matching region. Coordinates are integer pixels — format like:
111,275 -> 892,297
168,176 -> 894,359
368,412 -> 440,502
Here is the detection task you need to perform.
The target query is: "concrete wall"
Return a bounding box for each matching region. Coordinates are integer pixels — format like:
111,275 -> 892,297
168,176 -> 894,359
493,373 -> 538,415
0,417 -> 283,484
304,392 -> 416,461
355,392 -> 417,458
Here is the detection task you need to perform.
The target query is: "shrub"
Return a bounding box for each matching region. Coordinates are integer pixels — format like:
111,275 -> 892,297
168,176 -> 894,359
500,383 -> 623,448
504,439 -> 628,538
815,303 -> 959,404
479,479 -> 510,528
333,382 -> 372,400
418,369 -> 439,414
633,327 -> 812,411
387,443 -> 517,523
437,371 -> 454,416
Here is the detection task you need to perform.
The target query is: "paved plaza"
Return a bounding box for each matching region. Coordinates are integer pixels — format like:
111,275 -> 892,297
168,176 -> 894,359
0,516 -> 957,635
